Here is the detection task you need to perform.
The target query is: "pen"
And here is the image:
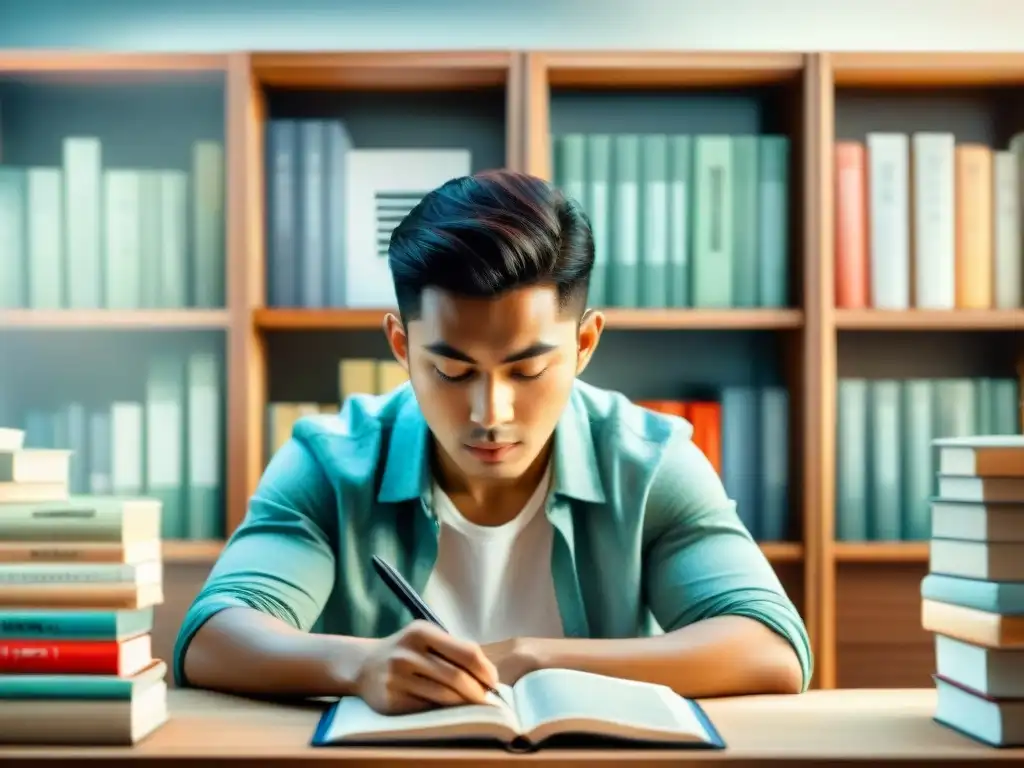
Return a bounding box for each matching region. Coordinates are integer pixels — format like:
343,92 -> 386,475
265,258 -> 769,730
371,555 -> 503,699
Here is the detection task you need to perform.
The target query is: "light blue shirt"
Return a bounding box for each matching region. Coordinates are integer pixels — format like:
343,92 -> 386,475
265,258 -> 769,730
174,379 -> 812,689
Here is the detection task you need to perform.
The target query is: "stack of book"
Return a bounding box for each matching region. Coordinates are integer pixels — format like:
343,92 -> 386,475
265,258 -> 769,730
0,427 -> 168,744
921,434 -> 1024,747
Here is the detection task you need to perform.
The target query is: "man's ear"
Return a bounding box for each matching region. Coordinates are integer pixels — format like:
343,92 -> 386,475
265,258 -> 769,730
575,309 -> 604,376
383,313 -> 410,372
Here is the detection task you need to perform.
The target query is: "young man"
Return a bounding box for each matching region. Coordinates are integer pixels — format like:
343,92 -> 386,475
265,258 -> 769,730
174,170 -> 812,715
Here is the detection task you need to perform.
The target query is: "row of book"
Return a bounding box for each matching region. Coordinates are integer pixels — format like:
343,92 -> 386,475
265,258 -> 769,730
2,349 -> 223,542
836,376 -> 1021,542
265,117 -> 472,310
0,427 -> 167,745
552,133 -> 791,310
924,434 -> 1024,747
835,134 -> 1024,311
0,136 -> 225,311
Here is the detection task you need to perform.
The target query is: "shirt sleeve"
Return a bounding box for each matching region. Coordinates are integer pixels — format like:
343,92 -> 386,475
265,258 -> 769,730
172,432 -> 338,687
641,433 -> 813,691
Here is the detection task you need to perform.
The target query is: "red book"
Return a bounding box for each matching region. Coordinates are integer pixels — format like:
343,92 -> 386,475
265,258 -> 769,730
0,634 -> 152,675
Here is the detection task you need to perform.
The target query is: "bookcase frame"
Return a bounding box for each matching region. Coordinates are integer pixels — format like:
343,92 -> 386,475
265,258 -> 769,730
2,49 -> 1023,691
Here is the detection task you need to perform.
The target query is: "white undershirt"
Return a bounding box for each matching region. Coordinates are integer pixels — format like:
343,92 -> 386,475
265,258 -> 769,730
422,464 -> 565,645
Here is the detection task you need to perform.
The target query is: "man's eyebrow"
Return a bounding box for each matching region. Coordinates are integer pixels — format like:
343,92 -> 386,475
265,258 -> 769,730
422,341 -> 558,364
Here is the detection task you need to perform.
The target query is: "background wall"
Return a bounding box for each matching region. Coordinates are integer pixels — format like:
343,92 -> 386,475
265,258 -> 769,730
0,0 -> 1023,52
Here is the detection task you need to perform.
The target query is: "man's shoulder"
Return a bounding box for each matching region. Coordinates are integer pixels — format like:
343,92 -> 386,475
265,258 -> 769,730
288,383 -> 418,482
294,383 -> 412,442
568,379 -> 694,476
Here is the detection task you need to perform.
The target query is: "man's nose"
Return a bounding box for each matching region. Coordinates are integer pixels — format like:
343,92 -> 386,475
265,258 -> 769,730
469,375 -> 514,428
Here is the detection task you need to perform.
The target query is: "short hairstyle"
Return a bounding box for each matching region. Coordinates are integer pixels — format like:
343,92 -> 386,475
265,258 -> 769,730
387,169 -> 594,322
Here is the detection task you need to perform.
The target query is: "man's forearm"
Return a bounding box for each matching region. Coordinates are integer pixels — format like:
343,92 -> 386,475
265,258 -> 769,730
182,607 -> 377,697
518,616 -> 804,698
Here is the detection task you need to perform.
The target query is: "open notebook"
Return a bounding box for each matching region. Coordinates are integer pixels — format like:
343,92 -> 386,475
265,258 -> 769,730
311,668 -> 724,752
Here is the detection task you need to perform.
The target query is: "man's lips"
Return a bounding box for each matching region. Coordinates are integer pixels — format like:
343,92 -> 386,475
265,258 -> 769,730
464,443 -> 520,463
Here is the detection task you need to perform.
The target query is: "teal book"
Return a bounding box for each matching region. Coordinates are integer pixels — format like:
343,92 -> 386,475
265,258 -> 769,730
922,574 -> 1024,616
585,135 -> 611,308
836,379 -> 869,541
667,135 -> 692,308
758,386 -> 789,541
991,378 -> 1021,434
0,166 -> 27,309
145,353 -> 186,539
0,607 -> 153,641
300,120 -> 327,308
691,136 -> 733,307
731,136 -> 759,307
640,134 -> 669,308
720,386 -> 759,536
900,380 -> 935,540
869,379 -> 903,541
0,660 -> 165,700
756,135 -> 790,307
192,140 -> 226,308
610,134 -> 640,307
186,351 -> 223,539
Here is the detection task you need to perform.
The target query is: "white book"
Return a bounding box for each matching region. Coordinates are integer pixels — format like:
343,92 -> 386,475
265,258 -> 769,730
911,132 -> 955,309
110,402 -> 144,496
158,171 -> 188,308
103,170 -> 142,310
26,167 -> 64,310
997,143 -> 1023,309
63,137 -> 102,309
868,133 -> 911,309
343,148 -> 471,308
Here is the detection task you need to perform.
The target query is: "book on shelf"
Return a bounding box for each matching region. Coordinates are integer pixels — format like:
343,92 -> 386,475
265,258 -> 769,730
5,347 -> 224,542
552,132 -> 790,311
836,376 -> 1022,543
0,134 -> 224,311
265,115 -> 471,310
835,132 -> 1024,310
0,427 -> 168,745
921,434 -> 1024,747
312,668 -> 724,752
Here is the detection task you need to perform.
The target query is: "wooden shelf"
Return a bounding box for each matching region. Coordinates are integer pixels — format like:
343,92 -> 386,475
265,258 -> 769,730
0,52 -> 228,83
835,309 -> 1024,331
537,51 -> 805,88
250,51 -> 513,90
253,307 -> 804,332
164,540 -> 225,563
831,52 -> 1024,87
834,542 -> 929,563
761,543 -> 803,563
0,309 -> 231,331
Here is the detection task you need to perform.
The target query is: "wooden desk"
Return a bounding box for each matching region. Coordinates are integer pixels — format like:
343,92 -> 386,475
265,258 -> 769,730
1,688 -> 1021,766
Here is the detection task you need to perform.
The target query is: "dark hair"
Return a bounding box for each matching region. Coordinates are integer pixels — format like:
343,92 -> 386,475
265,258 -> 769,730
387,169 -> 594,321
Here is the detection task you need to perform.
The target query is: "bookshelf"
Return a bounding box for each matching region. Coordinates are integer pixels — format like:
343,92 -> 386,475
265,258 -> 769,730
1,50 -> 1022,692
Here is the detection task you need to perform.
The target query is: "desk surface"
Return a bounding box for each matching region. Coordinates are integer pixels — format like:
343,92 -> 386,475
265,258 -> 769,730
1,688 -> 1021,766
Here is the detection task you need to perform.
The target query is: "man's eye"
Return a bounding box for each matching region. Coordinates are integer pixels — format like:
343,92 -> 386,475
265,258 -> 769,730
512,368 -> 547,381
433,367 -> 473,383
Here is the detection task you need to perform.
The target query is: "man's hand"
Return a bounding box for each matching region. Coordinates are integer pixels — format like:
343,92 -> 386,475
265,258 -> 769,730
481,637 -> 542,685
354,621 -> 499,715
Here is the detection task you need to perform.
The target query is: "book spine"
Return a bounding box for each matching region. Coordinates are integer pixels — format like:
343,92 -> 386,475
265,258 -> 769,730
0,639 -> 123,674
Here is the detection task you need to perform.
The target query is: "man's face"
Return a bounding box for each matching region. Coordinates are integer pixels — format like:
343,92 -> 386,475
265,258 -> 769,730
386,284 -> 602,482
